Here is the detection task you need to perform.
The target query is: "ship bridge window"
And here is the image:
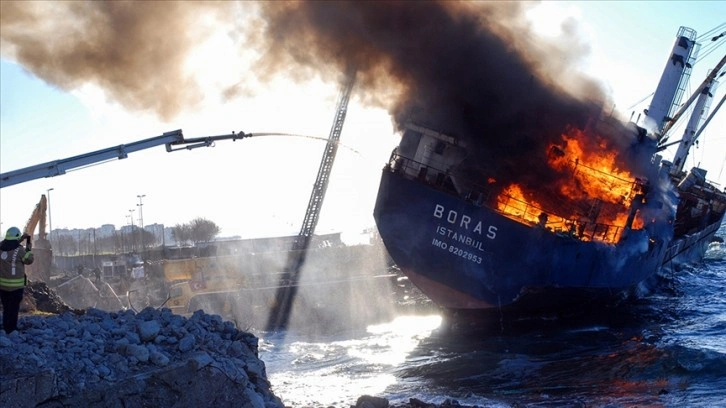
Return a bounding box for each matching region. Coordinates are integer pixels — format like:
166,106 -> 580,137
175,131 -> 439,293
434,141 -> 446,154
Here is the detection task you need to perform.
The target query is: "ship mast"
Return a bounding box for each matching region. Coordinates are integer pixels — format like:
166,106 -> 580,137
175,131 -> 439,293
644,26 -> 698,137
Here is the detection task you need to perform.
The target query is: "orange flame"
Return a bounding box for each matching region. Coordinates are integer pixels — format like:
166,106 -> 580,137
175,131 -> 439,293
494,127 -> 644,244
496,184 -> 543,225
548,130 -> 636,206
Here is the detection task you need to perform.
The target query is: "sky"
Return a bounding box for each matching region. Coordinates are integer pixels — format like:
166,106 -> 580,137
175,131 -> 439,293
1,1 -> 724,242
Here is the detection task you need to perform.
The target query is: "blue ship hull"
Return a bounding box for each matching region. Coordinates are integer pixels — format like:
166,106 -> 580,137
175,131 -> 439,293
374,168 -> 721,312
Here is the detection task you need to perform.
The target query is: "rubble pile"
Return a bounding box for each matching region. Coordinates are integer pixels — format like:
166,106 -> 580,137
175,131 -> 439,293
21,280 -> 77,315
0,307 -> 284,408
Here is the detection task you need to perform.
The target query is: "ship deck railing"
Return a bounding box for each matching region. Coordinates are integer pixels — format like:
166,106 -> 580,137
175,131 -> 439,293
388,153 -> 626,245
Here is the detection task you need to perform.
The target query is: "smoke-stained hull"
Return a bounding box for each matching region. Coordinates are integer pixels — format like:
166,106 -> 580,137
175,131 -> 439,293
373,168 -> 676,311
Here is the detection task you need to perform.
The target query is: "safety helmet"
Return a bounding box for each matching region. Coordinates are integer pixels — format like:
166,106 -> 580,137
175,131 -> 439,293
5,227 -> 22,241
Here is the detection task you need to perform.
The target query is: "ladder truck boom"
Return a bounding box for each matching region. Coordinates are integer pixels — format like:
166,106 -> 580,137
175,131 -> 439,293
294,72 -> 356,251
266,71 -> 357,332
0,129 -> 250,189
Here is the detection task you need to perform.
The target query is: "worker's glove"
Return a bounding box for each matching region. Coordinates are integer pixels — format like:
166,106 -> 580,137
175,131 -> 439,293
22,251 -> 34,264
21,233 -> 30,240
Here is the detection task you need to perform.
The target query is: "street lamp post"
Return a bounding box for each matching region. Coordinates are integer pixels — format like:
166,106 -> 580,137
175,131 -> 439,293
137,194 -> 145,259
92,228 -> 96,266
129,209 -> 135,252
124,214 -> 132,253
47,188 -> 54,242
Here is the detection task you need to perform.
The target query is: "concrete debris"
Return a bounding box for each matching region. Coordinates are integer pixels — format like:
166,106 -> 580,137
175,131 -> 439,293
22,280 -> 77,315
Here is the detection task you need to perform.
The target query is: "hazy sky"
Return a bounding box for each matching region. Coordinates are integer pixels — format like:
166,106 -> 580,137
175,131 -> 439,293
1,1 -> 724,241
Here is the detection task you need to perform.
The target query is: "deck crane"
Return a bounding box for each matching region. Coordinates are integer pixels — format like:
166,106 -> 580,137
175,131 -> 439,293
266,72 -> 357,331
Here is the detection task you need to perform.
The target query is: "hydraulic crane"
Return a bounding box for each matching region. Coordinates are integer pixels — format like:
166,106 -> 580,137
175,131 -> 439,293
266,72 -> 356,331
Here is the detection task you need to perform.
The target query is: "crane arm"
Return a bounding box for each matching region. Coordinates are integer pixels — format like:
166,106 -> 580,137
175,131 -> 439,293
23,194 -> 48,240
0,130 -> 250,188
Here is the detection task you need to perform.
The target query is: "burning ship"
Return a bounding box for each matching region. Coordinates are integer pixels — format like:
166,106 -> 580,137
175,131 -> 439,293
373,26 -> 726,314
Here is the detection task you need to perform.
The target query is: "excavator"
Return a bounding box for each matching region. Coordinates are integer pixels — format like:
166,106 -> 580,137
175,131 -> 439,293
22,194 -> 52,282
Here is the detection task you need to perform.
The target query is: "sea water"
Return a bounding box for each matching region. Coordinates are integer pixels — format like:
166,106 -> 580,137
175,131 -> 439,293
260,223 -> 726,407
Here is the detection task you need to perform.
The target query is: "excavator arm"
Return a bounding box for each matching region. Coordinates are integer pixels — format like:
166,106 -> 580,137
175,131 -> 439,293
23,194 -> 48,240
0,129 -> 250,188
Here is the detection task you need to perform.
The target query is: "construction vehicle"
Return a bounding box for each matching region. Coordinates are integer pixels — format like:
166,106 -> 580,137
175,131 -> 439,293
163,254 -> 251,316
22,194 -> 52,282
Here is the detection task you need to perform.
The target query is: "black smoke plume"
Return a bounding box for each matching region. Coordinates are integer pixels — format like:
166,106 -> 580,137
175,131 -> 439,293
253,1 -> 657,213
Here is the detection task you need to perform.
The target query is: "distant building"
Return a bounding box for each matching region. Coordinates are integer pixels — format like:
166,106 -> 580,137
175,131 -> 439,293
97,224 -> 115,239
144,223 -> 165,246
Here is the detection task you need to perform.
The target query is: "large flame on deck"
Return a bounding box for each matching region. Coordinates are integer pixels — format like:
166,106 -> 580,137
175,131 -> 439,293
549,128 -> 637,205
496,126 -> 645,243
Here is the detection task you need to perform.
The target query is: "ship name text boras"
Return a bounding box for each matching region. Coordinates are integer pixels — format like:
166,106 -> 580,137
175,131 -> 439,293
433,203 -> 498,244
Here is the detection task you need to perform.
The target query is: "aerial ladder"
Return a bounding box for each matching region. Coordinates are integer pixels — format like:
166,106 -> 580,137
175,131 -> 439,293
265,72 -> 357,331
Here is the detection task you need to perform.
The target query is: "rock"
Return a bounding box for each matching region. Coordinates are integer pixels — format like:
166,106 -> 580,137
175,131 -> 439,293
356,395 -> 390,408
138,320 -> 161,342
178,333 -> 196,352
